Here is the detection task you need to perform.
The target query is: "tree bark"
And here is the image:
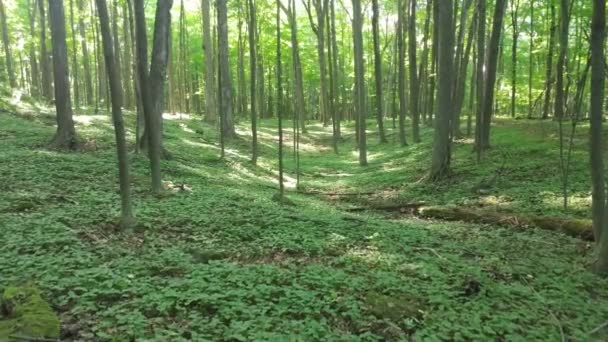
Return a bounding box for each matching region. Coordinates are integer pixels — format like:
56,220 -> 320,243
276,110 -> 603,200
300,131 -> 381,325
39,0 -> 53,100
554,0 -> 570,121
69,0 -> 79,107
480,0 -> 507,150
408,0 -> 420,143
95,0 -> 134,228
49,0 -> 78,150
352,0 -> 366,166
397,0 -> 407,146
78,0 -> 93,106
474,0 -> 486,160
542,1 -> 556,120
371,0 -> 387,144
590,0 -> 607,274
430,0 -> 455,180
248,0 -> 258,164
0,0 -> 16,88
217,0 -> 235,138
27,0 -> 40,97
201,0 -> 216,122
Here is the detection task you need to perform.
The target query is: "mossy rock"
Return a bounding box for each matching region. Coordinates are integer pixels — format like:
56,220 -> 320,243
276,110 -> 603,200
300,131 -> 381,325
364,291 -> 425,322
0,286 -> 60,340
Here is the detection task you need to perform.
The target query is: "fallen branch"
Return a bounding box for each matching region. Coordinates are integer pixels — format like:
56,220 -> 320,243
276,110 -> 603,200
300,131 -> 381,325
588,321 -> 608,335
419,206 -> 594,241
345,202 -> 428,212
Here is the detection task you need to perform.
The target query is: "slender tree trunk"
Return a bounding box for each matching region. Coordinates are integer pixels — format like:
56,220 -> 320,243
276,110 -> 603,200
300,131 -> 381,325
430,0 -> 455,180
49,0 -> 78,149
474,0 -> 486,160
510,0 -> 519,118
39,0 -> 53,100
201,0 -> 216,122
454,10 -> 476,136
352,0 -> 366,166
590,0 -> 607,274
69,0 -> 79,107
276,0 -> 284,198
397,0 -> 407,146
122,1 -> 133,109
111,0 -> 123,106
528,0 -> 534,118
237,2 -> 246,117
96,0 -> 134,228
481,0 -> 507,150
217,0 -> 235,138
408,0 -> 420,143
418,0 -> 432,125
247,0 -> 258,164
371,0 -> 387,143
78,0 -> 93,106
27,1 -> 40,97
0,0 -> 16,88
542,1 -> 556,119
554,0 -> 570,121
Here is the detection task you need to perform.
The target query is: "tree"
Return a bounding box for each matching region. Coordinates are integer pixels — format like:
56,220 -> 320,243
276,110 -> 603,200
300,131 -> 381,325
430,0 -> 455,180
352,0 -> 366,166
480,0 -> 507,150
276,0 -> 284,198
133,0 -> 172,193
201,0 -> 216,122
590,0 -> 607,274
0,0 -> 16,88
26,0 -> 40,97
510,0 -> 519,118
474,0 -> 486,160
371,0 -> 387,143
78,0 -> 94,106
542,0 -> 556,120
95,0 -> 134,229
49,0 -> 78,150
554,0 -> 570,120
217,0 -> 236,138
397,0 -> 407,147
408,0 -> 420,143
247,0 -> 258,164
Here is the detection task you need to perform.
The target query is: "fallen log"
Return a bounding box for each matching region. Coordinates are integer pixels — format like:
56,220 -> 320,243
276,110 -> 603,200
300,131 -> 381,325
418,206 -> 594,241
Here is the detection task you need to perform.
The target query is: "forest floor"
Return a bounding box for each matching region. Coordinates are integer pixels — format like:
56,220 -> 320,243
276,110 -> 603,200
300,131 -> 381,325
2,97 -> 608,340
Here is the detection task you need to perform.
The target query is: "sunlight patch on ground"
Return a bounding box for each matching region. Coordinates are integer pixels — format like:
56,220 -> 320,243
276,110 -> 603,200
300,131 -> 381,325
73,114 -> 109,126
163,112 -> 191,121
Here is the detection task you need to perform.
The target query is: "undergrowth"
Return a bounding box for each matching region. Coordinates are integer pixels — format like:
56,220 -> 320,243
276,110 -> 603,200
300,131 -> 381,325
1,101 -> 607,341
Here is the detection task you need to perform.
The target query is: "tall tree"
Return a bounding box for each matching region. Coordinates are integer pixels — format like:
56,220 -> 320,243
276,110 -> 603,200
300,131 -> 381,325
217,0 -> 235,138
0,0 -> 16,88
542,0 -> 556,119
527,0 -> 534,118
408,0 -> 420,143
480,0 -> 507,150
201,0 -> 216,122
430,0 -> 455,179
590,0 -> 607,274
510,0 -> 519,118
27,0 -> 40,97
78,0 -> 94,106
49,0 -> 78,149
397,0 -> 407,146
69,0 -> 79,107
554,0 -> 570,120
371,0 -> 387,143
248,0 -> 258,164
352,0 -> 366,166
474,0 -> 486,160
276,0 -> 284,198
39,0 -> 53,100
95,0 -> 134,229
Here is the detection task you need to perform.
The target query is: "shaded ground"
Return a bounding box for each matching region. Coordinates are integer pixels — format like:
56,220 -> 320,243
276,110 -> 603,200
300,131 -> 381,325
1,100 -> 607,341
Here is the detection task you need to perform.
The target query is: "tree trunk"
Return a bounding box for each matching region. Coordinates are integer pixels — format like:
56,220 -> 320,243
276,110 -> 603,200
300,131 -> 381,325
95,0 -> 134,228
590,0 -> 608,274
528,0 -> 534,119
352,0 -> 366,166
408,0 -> 420,143
69,0 -> 79,107
474,0 -> 486,160
27,0 -> 40,97
542,1 -> 556,120
111,0 -> 123,107
77,0 -> 93,106
480,0 -> 507,150
201,0 -> 216,122
554,0 -> 570,121
276,0 -> 284,197
511,0 -> 519,118
371,0 -> 387,144
217,0 -> 235,138
430,0 -> 455,180
0,0 -> 16,88
39,0 -> 53,100
248,0 -> 258,164
397,0 -> 407,146
49,0 -> 78,150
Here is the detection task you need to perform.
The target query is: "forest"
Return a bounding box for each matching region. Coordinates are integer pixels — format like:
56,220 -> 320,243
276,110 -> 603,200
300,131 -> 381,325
1,0 -> 608,340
